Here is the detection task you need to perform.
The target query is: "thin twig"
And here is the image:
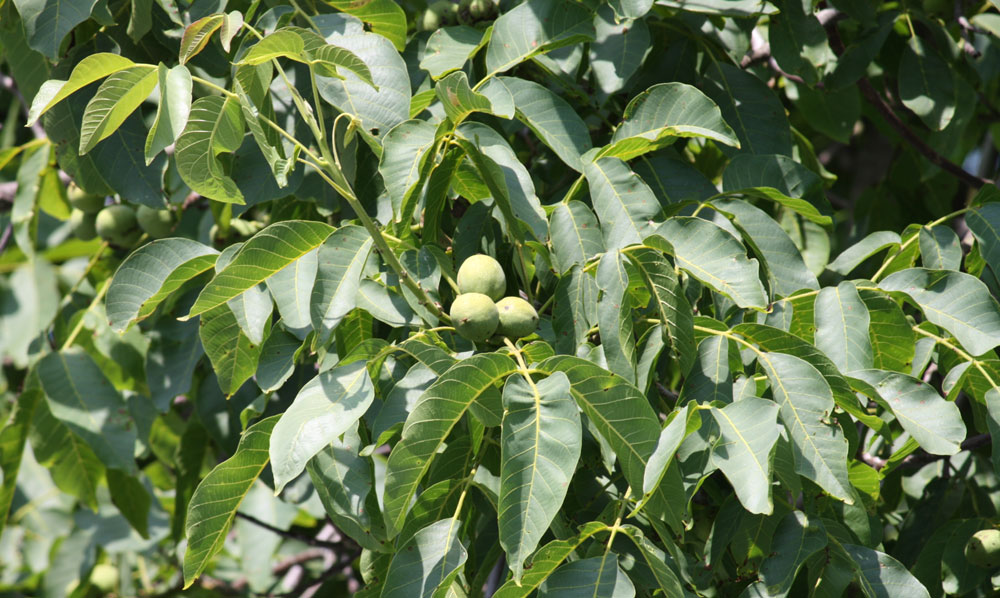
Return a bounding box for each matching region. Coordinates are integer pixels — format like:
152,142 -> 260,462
235,512 -> 341,549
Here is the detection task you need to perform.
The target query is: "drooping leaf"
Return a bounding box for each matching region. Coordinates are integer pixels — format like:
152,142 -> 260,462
918,225 -> 962,271
589,6 -> 650,94
758,512 -> 828,595
710,397 -> 780,514
537,556 -> 635,598
827,231 -> 901,276
602,83 -> 739,160
27,53 -> 135,125
255,325 -> 303,392
380,519 -> 468,598
583,156 -> 661,250
757,351 -> 854,503
270,361 -> 375,493
12,0 -> 100,59
145,64 -> 193,165
596,250 -> 637,383
768,0 -> 836,86
842,543 -> 932,598
651,218 -> 768,309
174,95 -> 247,204
179,13 -> 225,65
492,522 -> 609,598
552,265 -> 598,354
859,289 -> 915,373
814,281 -> 873,374
499,372 -> 581,582
898,36 -> 956,131
501,76 -> 592,171
383,353 -> 517,535
379,120 -> 438,218
183,415 -> 279,588
78,65 -> 158,154
851,369 -> 965,455
106,238 -> 218,332
484,0 -> 595,76
420,26 -> 487,80
703,63 -> 792,156
879,268 -> 1000,357
436,72 -> 513,124
549,201 -> 604,274
36,350 -> 137,473
636,402 -> 700,512
199,304 -> 263,396
310,225 -> 374,347
189,220 -> 334,317
626,245 -> 695,374
266,248 -> 318,338
0,387 -> 42,539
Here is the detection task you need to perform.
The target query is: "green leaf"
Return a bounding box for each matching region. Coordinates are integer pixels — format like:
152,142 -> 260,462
758,351 -> 854,502
324,0 -> 407,52
918,224 -> 962,270
626,245 -> 695,374
966,203 -> 1000,277
189,220 -> 334,317
758,512 -> 828,595
199,304 -> 262,396
383,353 -> 517,535
357,279 -> 421,327
12,0 -> 99,59
590,6 -> 650,94
420,26 -> 487,80
255,325 -> 303,393
602,83 -> 738,161
379,120 -> 438,218
491,523 -> 607,597
0,386 -> 41,539
859,289 -> 915,373
239,28 -> 374,85
381,519 -> 468,598
454,122 -> 547,240
265,248 -> 318,338
145,64 -> 193,165
768,0 -> 836,86
307,424 -> 385,552
499,372 -> 581,582
710,397 -> 780,514
106,469 -> 151,538
270,361 -> 374,492
552,265 -> 598,354
826,231 -> 901,276
316,23 -> 410,142
106,238 -> 218,332
78,65 -> 157,154
656,0 -> 777,15
636,402 -> 700,512
851,369 -> 965,455
27,53 -> 135,125
651,218 -> 768,309
179,13 -> 225,65
549,201 -> 604,274
680,335 -> 734,404
842,543 -> 931,598
537,555 -> 635,598
310,225 -> 374,347
703,63 -> 792,156
500,76 -> 592,171
898,36 -> 955,131
879,268 -> 1000,357
36,349 -> 137,473
436,72 -> 515,124
583,156 -> 660,250
607,0 -> 652,18
711,198 -> 819,296
174,95 -> 246,204
484,0 -> 595,76
596,250 -> 637,383
183,415 -> 279,588
536,355 -> 660,499
814,281 -> 873,374
30,395 -> 104,509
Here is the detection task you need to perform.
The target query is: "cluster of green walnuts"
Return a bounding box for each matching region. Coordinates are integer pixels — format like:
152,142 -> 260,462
67,185 -> 174,246
417,0 -> 496,31
450,254 -> 539,343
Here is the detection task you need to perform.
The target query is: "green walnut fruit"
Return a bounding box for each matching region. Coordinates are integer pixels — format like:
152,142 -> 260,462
136,205 -> 174,238
419,1 -> 456,30
450,292 -> 499,342
495,296 -> 538,339
457,254 -> 506,301
966,529 -> 1000,569
69,208 -> 98,241
468,0 -> 493,19
67,185 -> 105,213
89,563 -> 118,592
95,204 -> 139,246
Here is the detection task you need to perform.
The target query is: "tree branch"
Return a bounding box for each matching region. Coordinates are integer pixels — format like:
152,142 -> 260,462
235,512 -> 341,549
824,17 -> 993,190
